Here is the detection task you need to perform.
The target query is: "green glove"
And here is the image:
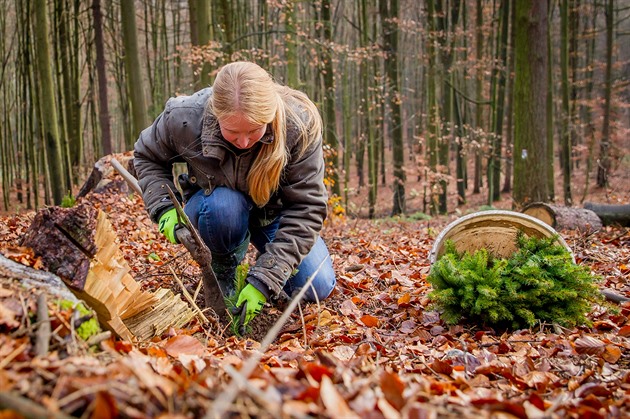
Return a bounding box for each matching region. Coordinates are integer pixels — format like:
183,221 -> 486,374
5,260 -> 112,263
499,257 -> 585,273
158,208 -> 180,244
234,284 -> 266,328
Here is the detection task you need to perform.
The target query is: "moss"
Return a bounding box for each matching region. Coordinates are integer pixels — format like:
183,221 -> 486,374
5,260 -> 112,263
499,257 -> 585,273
58,300 -> 101,341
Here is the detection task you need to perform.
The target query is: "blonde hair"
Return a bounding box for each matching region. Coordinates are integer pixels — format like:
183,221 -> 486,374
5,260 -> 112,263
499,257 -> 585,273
210,61 -> 322,206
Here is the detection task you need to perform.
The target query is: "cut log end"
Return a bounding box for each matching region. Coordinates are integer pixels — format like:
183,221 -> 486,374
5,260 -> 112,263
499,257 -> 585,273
522,202 -> 603,233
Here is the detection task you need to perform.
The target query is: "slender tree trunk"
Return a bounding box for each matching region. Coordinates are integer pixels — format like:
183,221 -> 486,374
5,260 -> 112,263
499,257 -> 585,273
597,0 -> 613,187
560,0 -> 572,205
426,0 -> 439,215
120,0 -> 149,142
92,0 -> 112,156
473,0 -> 483,194
34,0 -> 67,205
196,0 -> 214,89
502,2 -> 516,193
488,0 -> 509,203
546,1 -> 555,200
285,1 -> 299,87
513,0 -> 549,207
360,0 -> 377,217
381,0 -> 405,216
320,0 -> 340,197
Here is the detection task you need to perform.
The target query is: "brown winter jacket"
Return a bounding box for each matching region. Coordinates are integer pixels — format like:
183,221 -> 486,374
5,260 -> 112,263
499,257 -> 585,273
133,88 -> 328,298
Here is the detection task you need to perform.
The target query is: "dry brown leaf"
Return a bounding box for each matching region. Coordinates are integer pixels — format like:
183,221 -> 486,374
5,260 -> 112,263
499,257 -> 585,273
602,344 -> 622,363
574,336 -> 605,355
360,314 -> 380,328
380,371 -> 405,411
161,335 -> 205,357
319,375 -> 359,419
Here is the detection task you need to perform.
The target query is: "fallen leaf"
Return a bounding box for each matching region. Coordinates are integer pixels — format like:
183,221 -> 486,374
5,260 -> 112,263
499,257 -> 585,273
380,371 -> 405,411
360,314 -> 380,328
574,336 -> 605,356
162,335 -> 205,357
397,293 -> 411,307
602,345 -> 622,363
320,375 -> 359,419
618,325 -> 630,337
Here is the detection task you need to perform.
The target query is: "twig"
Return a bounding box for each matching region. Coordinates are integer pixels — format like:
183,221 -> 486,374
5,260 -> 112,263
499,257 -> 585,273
192,277 -> 203,302
207,256 -> 329,418
169,266 -> 210,324
86,331 -> 112,347
35,293 -> 50,357
0,341 -> 29,369
297,301 -> 308,348
56,384 -> 113,408
0,392 -> 74,419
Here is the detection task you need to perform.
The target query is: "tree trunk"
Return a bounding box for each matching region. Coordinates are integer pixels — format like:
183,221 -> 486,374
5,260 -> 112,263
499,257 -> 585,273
488,0 -> 509,203
121,0 -> 149,142
473,0 -> 484,195
560,0 -> 573,205
34,0 -> 67,205
92,0 -> 113,155
381,0 -> 405,216
320,0 -> 340,197
195,0 -> 213,89
512,0 -> 549,208
597,0 -> 613,187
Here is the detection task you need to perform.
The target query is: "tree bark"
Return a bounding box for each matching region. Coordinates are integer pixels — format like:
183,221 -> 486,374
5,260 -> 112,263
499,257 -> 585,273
583,202 -> 630,227
597,0 -> 613,187
512,0 -> 549,208
34,0 -> 67,205
121,0 -> 149,142
381,0 -> 405,216
92,0 -> 113,155
320,0 -> 340,197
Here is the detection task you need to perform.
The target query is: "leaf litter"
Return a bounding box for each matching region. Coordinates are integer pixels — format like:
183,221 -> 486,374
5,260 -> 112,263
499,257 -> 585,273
0,158 -> 629,418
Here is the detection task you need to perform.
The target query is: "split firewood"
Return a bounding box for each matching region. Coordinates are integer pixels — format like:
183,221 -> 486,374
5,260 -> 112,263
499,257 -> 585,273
21,202 -> 194,341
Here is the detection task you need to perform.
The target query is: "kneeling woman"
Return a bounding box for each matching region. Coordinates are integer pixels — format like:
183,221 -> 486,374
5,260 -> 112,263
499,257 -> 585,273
133,61 -> 336,330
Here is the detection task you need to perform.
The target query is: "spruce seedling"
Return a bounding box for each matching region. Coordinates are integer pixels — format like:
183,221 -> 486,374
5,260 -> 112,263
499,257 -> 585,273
427,232 -> 605,329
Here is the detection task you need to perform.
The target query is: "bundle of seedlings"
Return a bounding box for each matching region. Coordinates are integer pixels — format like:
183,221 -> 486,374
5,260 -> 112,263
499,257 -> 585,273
427,232 -> 606,329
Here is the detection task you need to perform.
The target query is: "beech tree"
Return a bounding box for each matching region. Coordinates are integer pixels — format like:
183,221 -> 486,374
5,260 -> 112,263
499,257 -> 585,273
513,0 -> 549,207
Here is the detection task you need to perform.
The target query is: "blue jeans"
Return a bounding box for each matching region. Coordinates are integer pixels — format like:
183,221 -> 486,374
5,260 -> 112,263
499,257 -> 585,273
184,187 -> 336,302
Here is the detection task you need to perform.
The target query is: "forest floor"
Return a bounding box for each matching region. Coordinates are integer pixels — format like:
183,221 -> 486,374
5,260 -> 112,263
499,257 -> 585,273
0,152 -> 629,418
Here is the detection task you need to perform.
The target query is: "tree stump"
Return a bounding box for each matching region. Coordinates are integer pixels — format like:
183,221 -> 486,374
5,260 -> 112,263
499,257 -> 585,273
522,202 -> 602,233
583,202 -> 630,227
429,210 -> 574,264
21,202 -> 195,341
76,153 -> 135,199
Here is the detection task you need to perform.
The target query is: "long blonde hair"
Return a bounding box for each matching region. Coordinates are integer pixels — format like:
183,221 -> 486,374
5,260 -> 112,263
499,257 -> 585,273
210,61 -> 322,206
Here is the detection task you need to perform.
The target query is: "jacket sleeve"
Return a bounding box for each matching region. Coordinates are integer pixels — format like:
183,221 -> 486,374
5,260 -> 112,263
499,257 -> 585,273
133,103 -> 180,222
247,133 -> 328,298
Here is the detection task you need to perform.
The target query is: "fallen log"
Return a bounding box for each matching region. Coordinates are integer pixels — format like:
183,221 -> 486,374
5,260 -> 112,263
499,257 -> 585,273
0,253 -> 78,302
21,202 -> 195,341
583,202 -> 630,227
522,202 -> 602,233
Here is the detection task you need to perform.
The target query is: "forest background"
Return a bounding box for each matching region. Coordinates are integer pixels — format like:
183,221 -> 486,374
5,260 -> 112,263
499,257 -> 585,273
0,0 -> 628,218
